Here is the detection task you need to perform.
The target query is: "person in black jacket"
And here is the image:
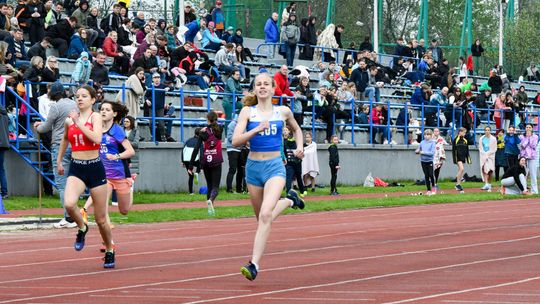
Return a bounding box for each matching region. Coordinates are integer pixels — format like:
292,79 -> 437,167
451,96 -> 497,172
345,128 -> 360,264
40,55 -> 59,93
501,157 -> 530,195
0,103 -> 10,199
452,127 -> 471,192
471,39 -> 484,76
23,55 -> 44,109
283,125 -> 306,195
87,7 -> 105,48
143,73 -> 169,141
44,16 -> 77,57
26,37 -> 51,61
349,60 -> 369,98
328,135 -> 340,195
89,52 -> 109,85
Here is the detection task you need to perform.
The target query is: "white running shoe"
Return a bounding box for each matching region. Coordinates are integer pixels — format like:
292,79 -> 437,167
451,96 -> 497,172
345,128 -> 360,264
207,200 -> 215,216
481,184 -> 489,190
111,201 -> 118,206
54,218 -> 78,228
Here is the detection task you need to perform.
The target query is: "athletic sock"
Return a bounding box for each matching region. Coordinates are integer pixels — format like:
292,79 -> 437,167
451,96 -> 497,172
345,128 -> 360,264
79,225 -> 87,233
106,249 -> 114,253
252,261 -> 259,271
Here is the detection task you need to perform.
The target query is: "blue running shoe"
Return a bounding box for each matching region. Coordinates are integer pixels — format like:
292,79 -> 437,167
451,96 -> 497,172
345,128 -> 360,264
287,189 -> 305,210
74,224 -> 88,251
241,262 -> 258,281
103,251 -> 115,268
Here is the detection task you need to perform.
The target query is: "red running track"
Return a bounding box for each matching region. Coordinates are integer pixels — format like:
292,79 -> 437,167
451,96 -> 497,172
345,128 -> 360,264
1,198 -> 540,303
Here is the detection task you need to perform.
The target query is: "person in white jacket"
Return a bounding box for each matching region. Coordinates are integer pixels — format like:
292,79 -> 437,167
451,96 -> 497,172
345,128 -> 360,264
479,126 -> 497,191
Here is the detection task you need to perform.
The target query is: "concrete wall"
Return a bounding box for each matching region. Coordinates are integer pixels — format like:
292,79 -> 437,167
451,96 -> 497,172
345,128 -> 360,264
6,150 -> 39,196
135,143 -> 481,193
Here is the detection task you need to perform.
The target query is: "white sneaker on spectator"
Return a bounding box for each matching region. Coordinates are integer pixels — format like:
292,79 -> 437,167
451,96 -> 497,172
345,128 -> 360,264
383,139 -> 389,145
390,140 -> 397,145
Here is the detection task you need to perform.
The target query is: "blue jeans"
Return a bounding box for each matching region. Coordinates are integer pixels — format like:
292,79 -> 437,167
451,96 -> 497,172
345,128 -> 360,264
285,43 -> 296,67
365,87 -> 380,103
51,145 -> 71,219
0,150 -> 7,196
186,74 -> 208,89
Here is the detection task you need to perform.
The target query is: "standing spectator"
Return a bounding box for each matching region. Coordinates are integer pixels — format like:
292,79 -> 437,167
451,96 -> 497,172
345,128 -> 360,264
226,116 -> 244,193
0,3 -> 11,32
316,24 -> 339,62
87,7 -> 105,48
67,28 -> 91,59
102,31 -> 129,75
415,129 -> 436,195
143,73 -> 169,142
34,83 -> 77,228
523,63 -> 540,82
283,125 -> 306,196
349,60 -> 369,101
328,134 -> 340,195
263,12 -> 279,55
281,1 -> 296,25
210,0 -> 224,37
458,56 -> 468,79
90,52 -> 109,86
333,24 -> 344,49
479,126 -> 497,191
175,2 -> 196,26
495,129 -> 507,181
182,128 -> 201,194
504,125 -> 520,169
280,12 -> 299,67
116,67 -> 146,118
223,69 -> 243,121
70,0 -> 97,46
71,51 -> 92,86
302,131 -> 319,192
428,39 -> 443,64
0,102 -> 9,199
493,93 -> 509,130
432,128 -> 447,189
44,16 -> 77,57
519,123 -> 538,194
501,157 -> 530,195
452,127 -> 470,192
471,38 -> 484,76
188,111 -> 223,217
26,0 -> 46,45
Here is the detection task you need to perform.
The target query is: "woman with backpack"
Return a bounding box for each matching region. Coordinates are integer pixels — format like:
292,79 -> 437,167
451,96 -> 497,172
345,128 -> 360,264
188,111 -> 223,216
280,13 -> 300,67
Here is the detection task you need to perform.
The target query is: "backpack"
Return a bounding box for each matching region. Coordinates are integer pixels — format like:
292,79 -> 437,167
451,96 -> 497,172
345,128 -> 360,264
202,128 -> 223,167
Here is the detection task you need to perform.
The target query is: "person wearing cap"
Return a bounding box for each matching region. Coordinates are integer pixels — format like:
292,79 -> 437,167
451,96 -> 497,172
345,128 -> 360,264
210,0 -> 225,37
201,21 -> 225,51
71,51 -> 93,86
222,26 -> 234,43
176,1 -> 196,26
34,83 -> 78,228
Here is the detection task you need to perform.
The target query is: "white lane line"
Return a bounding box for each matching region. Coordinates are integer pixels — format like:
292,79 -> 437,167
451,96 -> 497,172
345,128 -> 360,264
442,301 -> 537,304
312,291 -> 420,294
0,287 -> 88,290
90,294 -> 200,299
263,297 -> 375,301
181,253 -> 540,304
2,231 -> 539,285
146,288 -> 251,292
484,293 -> 540,296
384,277 -> 540,303
3,218 -> 540,271
2,239 -> 540,303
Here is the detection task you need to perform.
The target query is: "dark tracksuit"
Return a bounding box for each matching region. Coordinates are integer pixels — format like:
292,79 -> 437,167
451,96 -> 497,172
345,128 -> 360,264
328,143 -> 339,193
284,137 -> 305,193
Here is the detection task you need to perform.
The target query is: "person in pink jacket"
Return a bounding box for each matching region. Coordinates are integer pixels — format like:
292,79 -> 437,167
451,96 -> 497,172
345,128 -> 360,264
519,123 -> 538,194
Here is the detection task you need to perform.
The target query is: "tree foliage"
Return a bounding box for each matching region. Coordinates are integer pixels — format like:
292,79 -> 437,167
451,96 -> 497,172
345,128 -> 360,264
504,14 -> 540,76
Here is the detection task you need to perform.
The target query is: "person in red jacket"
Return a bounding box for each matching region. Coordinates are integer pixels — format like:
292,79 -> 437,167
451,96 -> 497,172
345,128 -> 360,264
102,31 -> 129,75
273,65 -> 294,105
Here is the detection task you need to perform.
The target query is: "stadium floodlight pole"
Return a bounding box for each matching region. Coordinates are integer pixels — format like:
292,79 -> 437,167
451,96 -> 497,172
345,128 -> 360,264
373,0 -> 378,53
499,0 -> 505,67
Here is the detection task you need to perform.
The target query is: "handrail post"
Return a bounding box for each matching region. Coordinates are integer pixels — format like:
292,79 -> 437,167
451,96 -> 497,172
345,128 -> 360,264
350,100 -> 355,146
180,88 -> 185,143
369,100 -> 373,145
386,100 -> 391,144
311,97 -> 315,141
404,103 -> 409,146
151,85 -> 157,145
24,81 -> 32,137
121,83 -> 126,104
472,107 -> 477,145
231,90 -> 236,123
421,102 -> 425,135
206,89 -> 211,113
